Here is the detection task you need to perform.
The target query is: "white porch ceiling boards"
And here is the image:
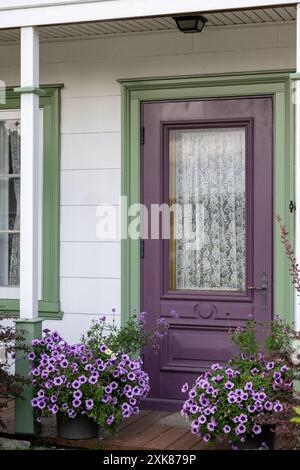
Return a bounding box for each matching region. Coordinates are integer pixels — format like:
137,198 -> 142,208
0,1 -> 296,29
0,5 -> 297,45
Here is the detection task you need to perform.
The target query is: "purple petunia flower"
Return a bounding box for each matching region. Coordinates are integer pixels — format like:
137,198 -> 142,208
191,423 -> 199,434
211,363 -> 221,371
244,382 -> 253,391
85,399 -> 94,411
31,398 -> 39,407
223,425 -> 231,434
264,401 -> 273,411
78,375 -> 87,384
53,376 -> 63,386
266,361 -> 275,370
88,375 -> 98,385
106,415 -> 114,425
273,401 -> 283,413
251,367 -> 259,376
224,381 -> 234,390
198,415 -> 207,424
105,385 -> 113,395
68,409 -> 76,419
236,424 -> 246,435
238,414 -> 248,424
60,359 -> 68,369
28,352 -> 36,361
72,398 -> 82,408
99,345 -> 107,353
71,380 -> 80,389
203,434 -> 211,442
252,424 -> 262,435
181,383 -> 189,393
73,390 -> 83,399
49,404 -> 58,414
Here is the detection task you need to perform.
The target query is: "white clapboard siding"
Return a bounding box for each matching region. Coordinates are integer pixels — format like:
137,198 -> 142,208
61,133 -> 121,170
61,96 -> 121,134
61,205 -> 121,242
61,169 -> 121,206
60,241 -> 121,279
60,277 -> 120,314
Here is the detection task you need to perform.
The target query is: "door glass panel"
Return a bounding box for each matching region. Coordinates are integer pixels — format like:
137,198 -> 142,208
169,127 -> 246,292
0,119 -> 20,287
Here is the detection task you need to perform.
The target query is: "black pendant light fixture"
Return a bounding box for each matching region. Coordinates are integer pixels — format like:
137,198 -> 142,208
174,15 -> 207,34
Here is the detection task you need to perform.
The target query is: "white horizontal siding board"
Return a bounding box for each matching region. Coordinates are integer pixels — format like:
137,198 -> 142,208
60,277 -> 120,314
61,169 -> 121,205
61,205 -> 120,242
193,23 -> 278,52
61,96 -> 121,134
235,46 -> 295,71
60,241 -> 121,279
278,23 -> 296,47
61,133 -> 121,169
40,31 -> 193,64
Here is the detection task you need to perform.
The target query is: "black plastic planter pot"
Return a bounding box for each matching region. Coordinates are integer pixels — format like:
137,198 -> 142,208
238,426 -> 275,450
57,414 -> 99,440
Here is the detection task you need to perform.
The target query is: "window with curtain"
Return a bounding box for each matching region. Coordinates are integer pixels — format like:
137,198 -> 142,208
169,127 -> 246,292
0,119 -> 20,288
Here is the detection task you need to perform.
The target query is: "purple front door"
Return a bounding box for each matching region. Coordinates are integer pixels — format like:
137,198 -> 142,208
141,97 -> 273,410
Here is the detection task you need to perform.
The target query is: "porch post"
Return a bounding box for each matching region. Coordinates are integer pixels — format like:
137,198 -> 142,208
296,4 -> 300,332
14,26 -> 42,435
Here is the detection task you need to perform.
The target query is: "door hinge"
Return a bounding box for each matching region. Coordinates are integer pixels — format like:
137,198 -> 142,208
140,126 -> 145,145
289,200 -> 296,213
140,240 -> 145,259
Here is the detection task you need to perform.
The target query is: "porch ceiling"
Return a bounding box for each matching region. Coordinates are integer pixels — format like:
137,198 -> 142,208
0,5 -> 296,44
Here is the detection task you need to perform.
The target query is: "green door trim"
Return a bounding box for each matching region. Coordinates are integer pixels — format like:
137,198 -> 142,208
120,72 -> 295,326
0,85 -> 63,319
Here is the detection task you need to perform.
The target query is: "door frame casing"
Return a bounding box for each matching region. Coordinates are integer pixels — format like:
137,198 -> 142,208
120,72 -> 295,326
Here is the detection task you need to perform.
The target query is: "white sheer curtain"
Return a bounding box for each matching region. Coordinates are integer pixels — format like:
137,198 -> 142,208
0,120 -> 20,287
172,128 -> 246,292
9,128 -> 20,286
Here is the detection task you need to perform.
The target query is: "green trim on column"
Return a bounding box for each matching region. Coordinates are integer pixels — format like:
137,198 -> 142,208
13,86 -> 47,96
290,73 -> 300,81
120,72 -> 295,326
15,318 -> 42,435
0,85 -> 63,319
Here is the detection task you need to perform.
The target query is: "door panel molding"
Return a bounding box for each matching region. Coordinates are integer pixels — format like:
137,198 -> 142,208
120,72 -> 295,326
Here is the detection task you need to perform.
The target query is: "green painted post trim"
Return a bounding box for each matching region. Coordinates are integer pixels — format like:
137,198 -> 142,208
15,318 -> 42,435
13,86 -> 47,96
121,72 -> 295,325
0,85 -> 63,319
290,73 -> 300,81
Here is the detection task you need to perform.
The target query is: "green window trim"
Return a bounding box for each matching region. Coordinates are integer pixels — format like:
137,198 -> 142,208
120,71 -> 295,326
0,85 -> 63,319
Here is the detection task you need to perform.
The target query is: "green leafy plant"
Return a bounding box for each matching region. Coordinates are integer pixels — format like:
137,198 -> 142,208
82,310 -> 169,357
291,408 -> 300,425
0,317 -> 28,428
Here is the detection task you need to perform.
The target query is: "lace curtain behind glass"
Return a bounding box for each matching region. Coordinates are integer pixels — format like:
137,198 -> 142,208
172,128 -> 246,292
0,120 -> 20,287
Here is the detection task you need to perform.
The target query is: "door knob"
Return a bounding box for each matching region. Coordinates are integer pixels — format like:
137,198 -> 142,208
248,272 -> 268,310
247,286 -> 267,290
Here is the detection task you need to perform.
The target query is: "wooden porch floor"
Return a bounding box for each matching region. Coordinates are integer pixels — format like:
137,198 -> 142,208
0,400 -> 221,450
